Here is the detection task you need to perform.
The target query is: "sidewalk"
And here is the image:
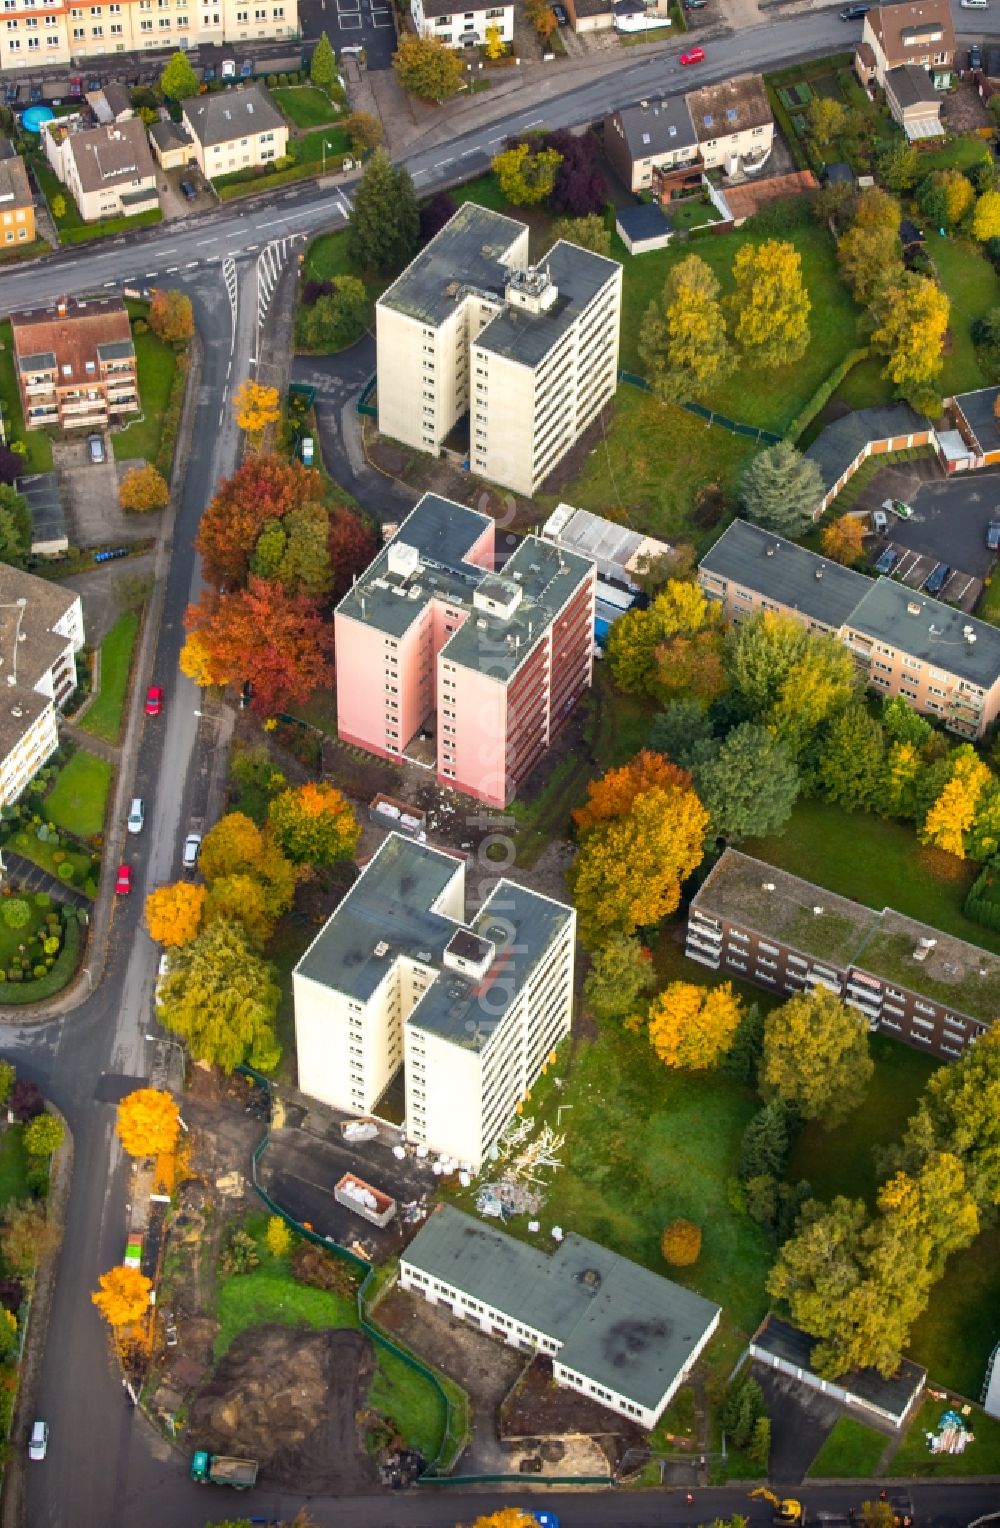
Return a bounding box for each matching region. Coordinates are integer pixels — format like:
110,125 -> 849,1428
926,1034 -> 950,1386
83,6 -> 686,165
58,719 -> 120,766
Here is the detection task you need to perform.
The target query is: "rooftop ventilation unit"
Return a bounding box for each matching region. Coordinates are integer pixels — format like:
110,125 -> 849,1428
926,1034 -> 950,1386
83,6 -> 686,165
374,941 -> 390,957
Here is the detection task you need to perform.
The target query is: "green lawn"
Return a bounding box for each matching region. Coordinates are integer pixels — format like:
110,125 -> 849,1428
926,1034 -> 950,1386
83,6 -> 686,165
215,1265 -> 358,1359
290,125 -> 350,166
0,1127 -> 29,1207
302,229 -> 389,316
665,198 -> 722,230
537,385 -> 756,547
367,1347 -> 447,1460
450,1022 -> 774,1333
112,325 -> 180,465
7,825 -> 92,887
272,85 -> 343,129
892,1394 -> 1000,1476
79,612 -> 139,745
0,903 -> 50,975
930,234 -> 1000,398
0,321 -> 53,473
613,221 -> 865,434
745,798 -> 1000,953
917,138 -> 993,174
906,1226 -> 1000,1397
45,749 -> 113,839
807,1415 -> 888,1479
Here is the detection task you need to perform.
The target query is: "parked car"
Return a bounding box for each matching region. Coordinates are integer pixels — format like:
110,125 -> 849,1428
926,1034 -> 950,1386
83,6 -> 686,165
551,1 -> 569,17
874,546 -> 899,575
67,75 -> 83,97
987,521 -> 1000,550
839,3 -> 869,15
3,84 -> 18,106
87,75 -> 101,91
183,833 -> 202,869
127,798 -> 145,835
179,179 -> 197,202
87,433 -> 105,464
239,59 -> 254,78
970,41 -> 984,68
679,46 -> 705,64
28,1422 -> 48,1461
203,66 -> 216,83
924,562 -> 950,595
115,864 -> 132,895
872,508 -> 888,534
145,684 -> 163,716
29,84 -> 43,104
684,0 -> 709,8
221,58 -> 236,79
882,497 -> 913,519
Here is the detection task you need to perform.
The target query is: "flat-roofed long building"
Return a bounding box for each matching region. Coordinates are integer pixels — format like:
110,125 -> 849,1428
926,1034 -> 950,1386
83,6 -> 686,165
687,848 -> 997,1061
293,833 -> 576,1168
698,518 -> 1000,739
400,1205 -> 721,1427
376,202 -> 622,497
334,494 -> 596,807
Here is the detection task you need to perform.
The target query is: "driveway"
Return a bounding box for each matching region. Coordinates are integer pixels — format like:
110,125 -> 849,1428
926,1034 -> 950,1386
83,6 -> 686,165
753,1363 -> 847,1486
299,0 -> 398,70
52,439 -> 164,546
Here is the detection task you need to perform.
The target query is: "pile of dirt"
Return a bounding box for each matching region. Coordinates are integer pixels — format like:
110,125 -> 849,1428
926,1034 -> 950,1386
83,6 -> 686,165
187,1323 -> 378,1494
501,1356 -> 645,1451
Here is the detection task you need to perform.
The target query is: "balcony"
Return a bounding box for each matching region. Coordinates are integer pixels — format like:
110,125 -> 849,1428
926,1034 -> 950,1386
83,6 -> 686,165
685,943 -> 720,971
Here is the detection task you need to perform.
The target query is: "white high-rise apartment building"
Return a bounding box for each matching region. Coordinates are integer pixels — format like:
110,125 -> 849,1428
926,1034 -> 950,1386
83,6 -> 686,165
376,201 -> 622,498
293,833 -> 576,1168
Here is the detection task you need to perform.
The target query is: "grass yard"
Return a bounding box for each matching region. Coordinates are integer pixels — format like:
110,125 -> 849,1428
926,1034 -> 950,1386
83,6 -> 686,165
112,323 -> 181,465
450,1021 -> 773,1333
79,612 -> 139,745
367,1347 -> 447,1460
215,1264 -> 357,1359
45,749 -> 112,839
613,222 -> 865,434
0,1127 -> 29,1207
930,234 -> 999,398
917,138 -> 993,174
0,321 -> 53,474
302,230 -> 388,318
664,198 -> 722,230
290,125 -> 351,166
788,1035 -> 938,1206
806,1415 -> 887,1479
272,85 -> 343,129
906,1227 -> 1000,1397
745,798 -> 1000,953
537,386 -> 755,547
893,1394 -> 1000,1476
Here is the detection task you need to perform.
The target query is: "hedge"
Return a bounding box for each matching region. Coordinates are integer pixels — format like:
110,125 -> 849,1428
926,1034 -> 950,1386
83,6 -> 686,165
59,208 -> 163,246
785,347 -> 872,444
154,348 -> 190,479
965,866 -> 1000,930
766,82 -> 813,174
0,917 -> 81,1005
215,158 -> 350,201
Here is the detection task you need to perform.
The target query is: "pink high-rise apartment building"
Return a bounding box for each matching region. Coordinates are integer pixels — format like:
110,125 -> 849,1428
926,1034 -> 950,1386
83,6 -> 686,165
334,494 -> 596,807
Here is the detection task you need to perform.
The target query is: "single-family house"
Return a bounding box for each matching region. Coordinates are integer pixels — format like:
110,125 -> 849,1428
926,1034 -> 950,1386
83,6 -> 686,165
0,152 -> 35,249
43,117 -> 158,223
685,74 -> 774,174
180,83 -> 288,180
603,96 -> 700,195
855,0 -> 954,92
410,0 -> 514,47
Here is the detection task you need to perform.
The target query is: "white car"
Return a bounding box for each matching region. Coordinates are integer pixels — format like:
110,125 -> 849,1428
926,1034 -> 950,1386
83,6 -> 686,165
127,798 -> 144,835
28,1421 -> 48,1461
182,833 -> 202,869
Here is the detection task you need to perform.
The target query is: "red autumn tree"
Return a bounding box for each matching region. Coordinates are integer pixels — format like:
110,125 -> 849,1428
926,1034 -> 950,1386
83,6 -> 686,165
195,456 -> 325,590
184,577 -> 335,713
327,503 -> 379,600
573,749 -> 692,835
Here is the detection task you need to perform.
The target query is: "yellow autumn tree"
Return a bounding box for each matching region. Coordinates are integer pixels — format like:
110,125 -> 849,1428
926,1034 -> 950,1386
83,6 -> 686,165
467,1513 -> 539,1528
638,253 -> 734,405
144,881 -> 206,948
483,20 -> 505,58
203,872 -> 276,948
729,239 -> 811,369
119,463 -> 170,513
821,515 -> 866,566
660,1218 -> 702,1266
921,745 -> 992,858
265,1216 -> 293,1259
870,272 -> 950,393
232,379 -> 280,436
573,749 -> 691,834
92,1265 -> 153,1329
116,1088 -> 181,1158
605,579 -> 719,698
881,739 -> 923,819
648,981 -> 743,1070
570,785 -> 708,947
178,628 -> 222,687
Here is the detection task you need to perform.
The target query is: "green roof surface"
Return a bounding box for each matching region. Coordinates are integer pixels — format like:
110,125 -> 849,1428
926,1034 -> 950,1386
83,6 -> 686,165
403,1206 -> 720,1412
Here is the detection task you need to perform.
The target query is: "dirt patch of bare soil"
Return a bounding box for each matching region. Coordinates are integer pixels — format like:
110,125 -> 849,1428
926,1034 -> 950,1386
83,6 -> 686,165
188,1323 -> 377,1494
501,1356 -> 645,1457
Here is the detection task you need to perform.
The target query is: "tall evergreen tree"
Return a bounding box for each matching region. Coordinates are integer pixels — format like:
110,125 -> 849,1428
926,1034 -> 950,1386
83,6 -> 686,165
347,150 -> 419,275
310,30 -> 337,91
693,722 -> 800,843
739,440 -> 824,535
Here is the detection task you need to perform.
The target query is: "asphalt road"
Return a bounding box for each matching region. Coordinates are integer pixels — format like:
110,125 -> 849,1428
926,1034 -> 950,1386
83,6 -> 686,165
4,16 -> 1000,1528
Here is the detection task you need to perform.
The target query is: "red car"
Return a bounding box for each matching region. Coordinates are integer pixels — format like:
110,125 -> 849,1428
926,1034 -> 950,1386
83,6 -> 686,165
680,45 -> 705,64
115,864 -> 132,895
144,685 -> 163,716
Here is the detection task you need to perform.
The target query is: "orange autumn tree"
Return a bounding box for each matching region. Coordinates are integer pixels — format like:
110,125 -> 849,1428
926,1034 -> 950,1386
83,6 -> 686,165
119,463 -> 170,513
573,749 -> 691,834
266,782 -> 361,867
116,1088 -> 181,1158
648,980 -> 744,1070
144,881 -> 206,947
821,515 -> 866,567
466,1513 -> 539,1528
183,577 -> 335,714
661,1218 -> 702,1267
195,456 -> 325,590
92,1266 -> 153,1330
921,745 -> 992,859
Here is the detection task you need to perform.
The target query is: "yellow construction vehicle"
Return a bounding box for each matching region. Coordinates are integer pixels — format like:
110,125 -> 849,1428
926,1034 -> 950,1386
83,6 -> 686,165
748,1487 -> 806,1526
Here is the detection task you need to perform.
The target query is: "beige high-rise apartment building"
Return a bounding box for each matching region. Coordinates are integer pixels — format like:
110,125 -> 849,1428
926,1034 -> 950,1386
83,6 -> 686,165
0,0 -> 298,72
293,833 -> 576,1168
376,202 -> 622,498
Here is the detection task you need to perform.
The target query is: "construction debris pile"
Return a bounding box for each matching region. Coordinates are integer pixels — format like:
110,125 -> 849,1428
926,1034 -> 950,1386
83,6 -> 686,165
925,1409 -> 975,1455
475,1118 -> 565,1221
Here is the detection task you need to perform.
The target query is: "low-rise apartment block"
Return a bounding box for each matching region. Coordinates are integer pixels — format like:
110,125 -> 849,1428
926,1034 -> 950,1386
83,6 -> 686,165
410,0 -> 513,46
0,565 -> 84,808
43,117 -> 158,222
0,151 -> 35,249
400,1205 -> 721,1428
11,297 -> 139,434
687,849 -> 996,1062
293,833 -> 576,1169
335,494 -> 596,808
603,73 -> 773,195
376,201 -> 622,498
0,0 -> 298,73
179,83 -> 288,178
698,519 -> 1000,739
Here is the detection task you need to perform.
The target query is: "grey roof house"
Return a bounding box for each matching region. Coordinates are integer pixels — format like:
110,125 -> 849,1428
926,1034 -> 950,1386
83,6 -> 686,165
180,83 -> 288,178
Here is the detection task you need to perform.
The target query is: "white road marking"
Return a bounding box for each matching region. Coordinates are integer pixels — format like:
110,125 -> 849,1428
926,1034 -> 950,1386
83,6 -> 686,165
196,236 -> 219,244
434,157 -> 454,167
185,260 -> 199,268
165,265 -> 179,273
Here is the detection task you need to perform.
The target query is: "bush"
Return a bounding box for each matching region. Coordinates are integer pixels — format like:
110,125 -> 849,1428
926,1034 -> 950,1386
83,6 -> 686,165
134,319 -> 149,335
266,72 -> 277,87
1,899 -> 30,930
10,1079 -> 43,1121
57,863 -> 73,882
32,965 -> 45,980
34,892 -> 50,909
220,1227 -> 260,1276
660,1218 -> 702,1266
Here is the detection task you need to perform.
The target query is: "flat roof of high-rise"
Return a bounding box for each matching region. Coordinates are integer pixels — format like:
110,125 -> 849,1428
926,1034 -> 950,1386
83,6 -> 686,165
377,201 -> 525,328
474,239 -> 620,371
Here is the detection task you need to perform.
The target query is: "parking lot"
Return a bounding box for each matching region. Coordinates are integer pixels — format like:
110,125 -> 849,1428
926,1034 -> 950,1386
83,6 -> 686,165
299,0 -> 397,69
865,469 -> 1000,614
